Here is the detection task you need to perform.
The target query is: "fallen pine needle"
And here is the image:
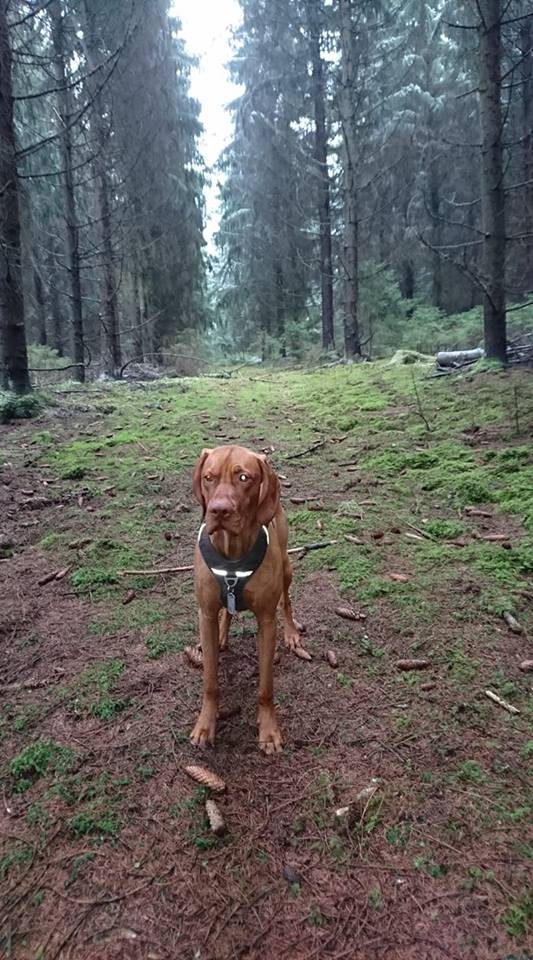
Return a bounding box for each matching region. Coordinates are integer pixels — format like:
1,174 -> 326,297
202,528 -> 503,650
205,799 -> 226,835
184,765 -> 226,792
485,689 -> 520,715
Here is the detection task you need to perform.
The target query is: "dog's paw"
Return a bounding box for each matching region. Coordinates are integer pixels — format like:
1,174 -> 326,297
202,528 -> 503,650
283,628 -> 302,652
190,712 -> 217,748
258,709 -> 283,755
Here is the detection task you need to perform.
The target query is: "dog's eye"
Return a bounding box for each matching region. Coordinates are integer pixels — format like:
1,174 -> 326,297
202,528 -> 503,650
239,473 -> 248,482
204,474 -> 214,482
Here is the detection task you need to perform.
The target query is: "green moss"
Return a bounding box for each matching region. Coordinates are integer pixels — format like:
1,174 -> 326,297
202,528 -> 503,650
73,659 -> 127,720
10,740 -> 75,793
423,519 -> 466,540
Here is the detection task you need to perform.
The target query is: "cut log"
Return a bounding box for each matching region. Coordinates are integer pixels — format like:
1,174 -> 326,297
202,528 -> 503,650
436,348 -> 484,367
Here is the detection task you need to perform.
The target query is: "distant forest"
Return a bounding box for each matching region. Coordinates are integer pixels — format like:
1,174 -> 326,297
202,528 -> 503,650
1,1 -> 532,392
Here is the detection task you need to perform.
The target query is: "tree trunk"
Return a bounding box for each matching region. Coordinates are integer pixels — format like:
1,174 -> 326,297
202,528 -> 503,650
274,260 -> 286,357
96,147 -> 121,376
338,0 -> 361,358
309,8 -> 334,351
82,0 -> 121,377
478,0 -> 506,362
50,0 -> 85,381
522,17 -> 533,294
46,244 -> 64,357
131,259 -> 144,362
0,0 -> 31,394
34,264 -> 47,346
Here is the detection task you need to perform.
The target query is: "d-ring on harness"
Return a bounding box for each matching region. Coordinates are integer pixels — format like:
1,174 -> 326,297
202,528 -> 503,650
198,523 -> 269,614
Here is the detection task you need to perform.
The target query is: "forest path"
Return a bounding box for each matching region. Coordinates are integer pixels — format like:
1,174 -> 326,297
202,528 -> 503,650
0,364 -> 531,959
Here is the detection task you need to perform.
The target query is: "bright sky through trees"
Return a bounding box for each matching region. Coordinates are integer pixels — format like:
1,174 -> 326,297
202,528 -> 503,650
171,0 -> 242,245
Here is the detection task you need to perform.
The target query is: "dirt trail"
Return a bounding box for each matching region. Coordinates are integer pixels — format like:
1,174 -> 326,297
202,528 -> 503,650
0,371 -> 531,960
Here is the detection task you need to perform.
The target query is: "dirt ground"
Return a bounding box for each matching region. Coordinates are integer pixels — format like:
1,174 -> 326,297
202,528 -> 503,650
0,366 -> 531,960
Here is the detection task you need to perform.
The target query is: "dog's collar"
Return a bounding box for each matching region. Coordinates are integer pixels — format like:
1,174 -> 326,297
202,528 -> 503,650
198,522 -> 269,614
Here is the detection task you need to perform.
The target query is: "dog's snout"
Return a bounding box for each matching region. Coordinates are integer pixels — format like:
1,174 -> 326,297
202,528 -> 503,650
207,498 -> 234,520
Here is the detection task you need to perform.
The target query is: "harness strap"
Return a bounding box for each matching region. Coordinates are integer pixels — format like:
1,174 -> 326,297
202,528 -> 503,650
198,523 -> 269,613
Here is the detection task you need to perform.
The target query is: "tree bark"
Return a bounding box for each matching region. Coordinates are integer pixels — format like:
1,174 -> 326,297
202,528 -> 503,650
131,259 -> 144,362
338,0 -> 361,358
34,264 -> 47,346
0,0 -> 31,394
46,243 -> 64,357
478,0 -> 506,362
522,17 -> 533,294
50,0 -> 85,381
309,8 -> 334,351
82,0 -> 121,377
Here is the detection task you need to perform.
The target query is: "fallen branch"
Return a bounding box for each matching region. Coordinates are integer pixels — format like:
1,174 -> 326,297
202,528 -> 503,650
485,689 -> 520,715
286,439 -> 327,459
117,540 -> 338,576
0,672 -> 64,693
118,563 -> 194,576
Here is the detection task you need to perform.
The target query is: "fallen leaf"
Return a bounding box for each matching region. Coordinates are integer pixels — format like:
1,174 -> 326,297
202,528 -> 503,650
122,590 -> 136,605
387,573 -> 409,583
325,650 -> 338,668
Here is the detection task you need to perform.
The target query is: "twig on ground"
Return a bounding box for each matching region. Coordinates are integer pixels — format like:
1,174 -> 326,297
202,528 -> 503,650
117,540 -> 338,576
485,689 -> 520,715
286,438 -> 327,459
411,372 -> 433,431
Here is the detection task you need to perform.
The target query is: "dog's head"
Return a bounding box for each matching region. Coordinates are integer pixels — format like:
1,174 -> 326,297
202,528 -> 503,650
192,445 -> 280,535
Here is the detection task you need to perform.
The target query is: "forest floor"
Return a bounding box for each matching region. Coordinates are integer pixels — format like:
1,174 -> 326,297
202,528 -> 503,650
0,362 -> 532,960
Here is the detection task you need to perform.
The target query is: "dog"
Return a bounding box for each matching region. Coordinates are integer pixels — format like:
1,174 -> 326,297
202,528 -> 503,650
191,445 -> 303,754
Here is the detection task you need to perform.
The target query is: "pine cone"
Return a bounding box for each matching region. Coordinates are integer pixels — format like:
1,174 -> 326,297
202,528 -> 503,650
205,799 -> 226,835
184,765 -> 226,793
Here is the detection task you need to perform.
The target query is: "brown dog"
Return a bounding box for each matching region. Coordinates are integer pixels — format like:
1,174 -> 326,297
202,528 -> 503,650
191,445 -> 302,754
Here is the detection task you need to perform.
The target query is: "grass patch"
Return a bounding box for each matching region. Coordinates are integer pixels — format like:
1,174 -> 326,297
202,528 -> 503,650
73,659 -> 128,720
10,740 -> 75,793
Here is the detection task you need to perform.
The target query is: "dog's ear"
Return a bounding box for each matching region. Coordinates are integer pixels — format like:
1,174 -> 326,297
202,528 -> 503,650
257,455 -> 280,526
192,448 -> 211,511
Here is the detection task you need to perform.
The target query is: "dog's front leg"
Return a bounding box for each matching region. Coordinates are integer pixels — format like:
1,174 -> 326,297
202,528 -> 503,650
190,609 -> 220,747
257,615 -> 283,754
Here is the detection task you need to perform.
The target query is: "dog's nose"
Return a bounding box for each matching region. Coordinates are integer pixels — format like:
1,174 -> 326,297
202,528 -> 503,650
208,499 -> 234,520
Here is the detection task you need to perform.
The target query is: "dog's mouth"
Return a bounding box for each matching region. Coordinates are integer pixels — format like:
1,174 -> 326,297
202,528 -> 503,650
205,515 -> 242,536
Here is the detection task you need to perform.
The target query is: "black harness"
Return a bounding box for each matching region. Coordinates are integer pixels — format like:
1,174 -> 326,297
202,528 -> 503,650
198,523 -> 269,614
